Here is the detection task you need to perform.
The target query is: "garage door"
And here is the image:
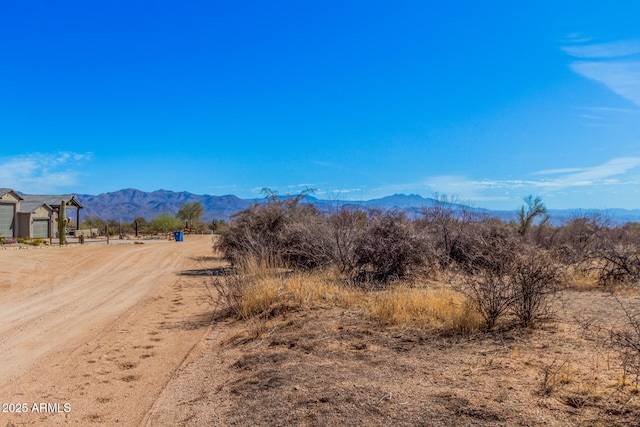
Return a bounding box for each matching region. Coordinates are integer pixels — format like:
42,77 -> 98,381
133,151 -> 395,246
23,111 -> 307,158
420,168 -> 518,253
0,204 -> 15,237
33,219 -> 50,238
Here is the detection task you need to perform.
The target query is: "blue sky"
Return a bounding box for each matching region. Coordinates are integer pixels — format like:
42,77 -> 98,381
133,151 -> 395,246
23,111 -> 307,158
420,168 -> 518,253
2,1 -> 640,210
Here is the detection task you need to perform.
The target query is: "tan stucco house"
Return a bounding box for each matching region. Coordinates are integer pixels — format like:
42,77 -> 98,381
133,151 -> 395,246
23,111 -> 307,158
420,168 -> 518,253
0,188 -> 83,238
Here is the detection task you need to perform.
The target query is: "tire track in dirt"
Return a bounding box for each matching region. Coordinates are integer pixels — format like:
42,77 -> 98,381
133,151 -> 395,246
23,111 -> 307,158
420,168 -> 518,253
0,236 -> 221,425
0,244 -> 184,387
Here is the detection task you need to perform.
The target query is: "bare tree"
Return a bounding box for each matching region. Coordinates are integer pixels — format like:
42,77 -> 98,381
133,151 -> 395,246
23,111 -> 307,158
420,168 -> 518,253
518,195 -> 549,236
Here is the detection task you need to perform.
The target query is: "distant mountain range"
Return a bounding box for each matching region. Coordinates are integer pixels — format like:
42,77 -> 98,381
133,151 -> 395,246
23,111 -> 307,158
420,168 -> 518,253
72,188 -> 640,225
74,189 -> 251,222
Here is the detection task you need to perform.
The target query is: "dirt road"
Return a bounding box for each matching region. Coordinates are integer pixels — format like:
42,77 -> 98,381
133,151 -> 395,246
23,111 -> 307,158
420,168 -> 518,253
0,236 -> 220,425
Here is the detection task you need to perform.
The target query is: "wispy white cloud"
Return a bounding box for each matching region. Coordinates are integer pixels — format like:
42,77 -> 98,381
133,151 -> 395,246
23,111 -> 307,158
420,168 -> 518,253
572,106 -> 640,127
563,37 -> 640,107
0,152 -> 92,193
535,157 -> 640,186
364,157 -> 640,209
576,106 -> 640,114
570,61 -> 640,106
562,40 -> 640,58
456,157 -> 640,191
562,33 -> 594,44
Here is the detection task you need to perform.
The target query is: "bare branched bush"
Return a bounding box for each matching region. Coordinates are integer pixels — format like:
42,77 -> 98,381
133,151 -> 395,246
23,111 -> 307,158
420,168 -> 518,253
217,193 -> 431,285
279,208 -> 335,270
622,222 -> 640,246
462,232 -> 519,330
329,207 -> 368,277
216,191 -> 332,270
216,201 -> 287,267
592,243 -> 640,288
417,194 -> 481,270
608,298 -> 640,389
353,210 -> 427,285
580,296 -> 640,391
538,359 -> 573,396
508,248 -> 561,327
555,213 -> 609,266
461,226 -> 560,329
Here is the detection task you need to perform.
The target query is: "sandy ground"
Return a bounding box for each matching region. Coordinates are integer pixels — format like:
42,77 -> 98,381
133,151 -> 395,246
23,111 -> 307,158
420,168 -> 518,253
0,236 -> 220,426
146,284 -> 640,427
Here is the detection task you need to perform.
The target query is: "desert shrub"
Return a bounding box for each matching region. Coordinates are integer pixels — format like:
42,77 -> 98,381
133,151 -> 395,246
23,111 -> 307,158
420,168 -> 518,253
508,248 -> 561,327
328,207 -> 369,277
450,218 -> 516,274
217,201 -> 287,266
554,213 -> 609,266
622,222 -> 640,245
279,207 -> 334,270
216,192 -> 333,270
462,236 -> 518,330
581,296 -> 640,390
148,214 -> 182,238
417,195 -> 481,270
219,196 -> 429,283
592,243 -> 640,288
460,228 -> 560,330
547,213 -> 640,288
608,298 -> 640,389
352,210 -> 427,284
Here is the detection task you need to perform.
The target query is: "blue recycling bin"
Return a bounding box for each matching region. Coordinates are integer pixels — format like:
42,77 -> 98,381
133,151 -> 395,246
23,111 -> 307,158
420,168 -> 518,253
174,231 -> 184,242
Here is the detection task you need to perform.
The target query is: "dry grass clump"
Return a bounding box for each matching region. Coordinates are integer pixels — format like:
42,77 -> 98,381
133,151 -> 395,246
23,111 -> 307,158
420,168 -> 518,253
212,258 -> 481,336
211,258 -> 366,321
369,286 -> 482,334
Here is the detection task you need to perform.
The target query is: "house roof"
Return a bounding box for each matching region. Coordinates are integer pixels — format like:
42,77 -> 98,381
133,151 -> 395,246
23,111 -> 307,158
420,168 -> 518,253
20,194 -> 83,209
18,201 -> 54,214
0,188 -> 23,200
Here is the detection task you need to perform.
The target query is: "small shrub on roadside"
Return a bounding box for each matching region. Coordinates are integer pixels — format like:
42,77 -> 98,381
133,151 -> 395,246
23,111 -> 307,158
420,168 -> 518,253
216,191 -> 333,270
217,193 -> 432,286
